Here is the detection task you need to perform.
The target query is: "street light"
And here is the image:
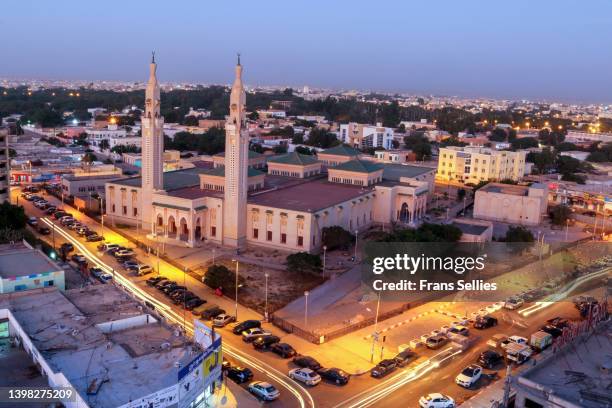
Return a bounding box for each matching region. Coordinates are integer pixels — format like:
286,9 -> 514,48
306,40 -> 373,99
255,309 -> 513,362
565,218 -> 569,242
354,230 -> 358,262
232,259 -> 240,320
264,272 -> 269,321
322,245 -> 327,278
370,291 -> 381,363
304,291 -> 309,329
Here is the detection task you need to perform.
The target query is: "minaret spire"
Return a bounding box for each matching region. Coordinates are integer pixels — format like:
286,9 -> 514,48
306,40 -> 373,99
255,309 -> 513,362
237,52 -> 240,66
151,51 -> 155,64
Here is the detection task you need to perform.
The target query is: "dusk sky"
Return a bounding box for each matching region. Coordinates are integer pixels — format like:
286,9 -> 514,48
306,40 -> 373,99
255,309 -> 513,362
2,0 -> 611,103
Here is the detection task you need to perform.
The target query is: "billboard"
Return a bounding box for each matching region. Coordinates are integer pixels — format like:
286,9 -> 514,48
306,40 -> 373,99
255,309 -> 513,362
117,385 -> 178,408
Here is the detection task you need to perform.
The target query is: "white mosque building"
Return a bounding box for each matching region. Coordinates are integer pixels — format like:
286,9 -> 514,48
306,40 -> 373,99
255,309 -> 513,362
104,57 -> 435,253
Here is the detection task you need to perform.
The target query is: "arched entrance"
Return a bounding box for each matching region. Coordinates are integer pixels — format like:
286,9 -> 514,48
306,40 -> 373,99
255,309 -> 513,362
195,217 -> 202,241
399,202 -> 410,223
179,217 -> 189,242
167,215 -> 177,238
155,214 -> 164,235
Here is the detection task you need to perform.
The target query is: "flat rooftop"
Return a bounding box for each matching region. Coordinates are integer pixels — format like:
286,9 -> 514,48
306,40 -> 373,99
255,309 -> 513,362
480,183 -> 529,196
453,220 -> 490,235
518,321 -> 611,408
0,242 -> 61,279
249,178 -> 372,212
110,167 -> 209,191
382,163 -> 433,181
0,286 -> 199,408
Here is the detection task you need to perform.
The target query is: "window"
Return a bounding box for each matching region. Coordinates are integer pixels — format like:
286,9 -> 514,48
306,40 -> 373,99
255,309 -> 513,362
267,231 -> 272,241
253,228 -> 258,239
281,233 -> 287,243
112,204 -> 116,213
122,206 -> 127,215
44,280 -> 54,287
211,226 -> 216,237
524,399 -> 544,408
297,236 -> 303,246
133,207 -> 138,216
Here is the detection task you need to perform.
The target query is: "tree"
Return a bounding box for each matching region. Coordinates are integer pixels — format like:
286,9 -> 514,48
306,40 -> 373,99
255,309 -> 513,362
294,146 -> 314,155
305,128 -> 339,148
286,252 -> 322,275
527,148 -> 555,174
203,264 -> 244,292
380,223 -> 462,242
273,144 -> 288,154
292,133 -> 304,144
321,226 -> 353,251
82,152 -> 97,163
0,202 -> 27,230
404,133 -> 432,160
74,132 -> 89,146
549,204 -> 572,226
250,143 -> 264,153
504,226 -> 535,253
511,137 -> 538,149
489,128 -> 507,142
457,188 -> 466,201
99,139 -> 110,151
556,142 -> 577,152
183,115 -> 199,126
111,144 -> 140,154
380,101 -> 400,127
248,111 -> 259,121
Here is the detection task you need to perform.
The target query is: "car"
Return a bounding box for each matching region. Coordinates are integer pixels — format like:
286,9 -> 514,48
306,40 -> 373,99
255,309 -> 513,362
163,284 -> 186,295
146,276 -> 167,286
122,260 -> 139,270
225,366 -> 253,384
134,265 -> 153,276
473,315 -> 498,329
156,279 -> 175,289
114,249 -> 134,258
501,335 -> 528,350
371,359 -> 397,378
288,368 -> 321,386
201,306 -> 226,320
247,381 -> 280,401
242,328 -> 272,343
89,267 -> 104,278
76,227 -> 90,236
317,367 -> 349,385
212,314 -> 236,327
184,298 -> 205,310
418,393 -> 455,408
60,217 -> 75,225
27,217 -> 38,226
451,319 -> 469,327
54,211 -> 69,220
478,350 -> 503,369
293,355 -> 322,371
45,207 -> 57,215
394,349 -> 417,367
448,325 -> 469,337
455,364 -> 482,388
66,222 -> 82,230
270,343 -> 297,358
37,226 -> 51,235
60,242 -> 74,253
107,246 -> 126,255
547,317 -> 570,330
540,325 -> 563,338
232,319 -> 262,334
487,334 -> 509,349
96,270 -> 113,283
504,297 -> 524,310
99,243 -> 119,252
71,254 -> 87,264
252,335 -> 280,350
426,335 -> 449,349
86,234 -> 104,242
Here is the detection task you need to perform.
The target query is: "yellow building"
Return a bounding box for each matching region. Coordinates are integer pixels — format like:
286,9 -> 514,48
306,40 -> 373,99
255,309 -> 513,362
437,146 -> 527,184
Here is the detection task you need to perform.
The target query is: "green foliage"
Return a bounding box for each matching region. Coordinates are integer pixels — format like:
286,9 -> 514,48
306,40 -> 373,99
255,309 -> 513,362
305,127 -> 339,148
503,226 -> 535,253
489,128 -> 507,142
82,152 -> 97,163
380,101 -> 400,127
292,133 -> 304,144
527,147 -> 556,174
380,223 -> 462,242
538,128 -> 566,146
549,204 -> 572,226
43,137 -> 65,147
164,127 -> 225,155
268,126 -> 294,137
586,142 -> 612,162
110,144 -> 140,154
286,252 -> 322,275
99,139 -> 110,151
440,137 -> 467,147
404,133 -> 432,160
511,137 -> 538,149
321,226 -> 354,251
555,142 -> 577,152
250,143 -> 264,153
294,146 -> 315,155
248,111 -> 259,121
204,264 -> 244,292
183,115 -> 199,126
273,144 -> 288,154
0,202 -> 27,230
21,108 -> 64,127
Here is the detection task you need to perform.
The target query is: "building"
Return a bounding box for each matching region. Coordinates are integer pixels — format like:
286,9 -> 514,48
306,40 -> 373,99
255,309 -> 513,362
453,218 -> 493,242
0,284 -> 223,408
198,119 -> 225,131
373,149 -> 416,164
400,119 -> 437,130
105,59 -> 435,251
437,146 -> 528,184
61,173 -> 122,199
339,122 -> 394,149
0,241 -> 65,293
86,124 -> 134,149
473,182 -> 548,226
0,127 -> 8,203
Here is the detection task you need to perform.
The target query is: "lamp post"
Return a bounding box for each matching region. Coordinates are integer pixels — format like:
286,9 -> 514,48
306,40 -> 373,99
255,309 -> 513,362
370,290 -> 381,363
354,230 -> 358,262
264,272 -> 269,321
322,245 -> 327,278
101,214 -> 105,239
212,248 -> 216,265
565,218 -> 569,242
304,291 -> 309,329
232,259 -> 239,320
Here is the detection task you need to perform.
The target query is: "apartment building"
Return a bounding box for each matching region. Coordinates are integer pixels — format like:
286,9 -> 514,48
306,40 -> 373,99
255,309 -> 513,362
436,146 -> 527,184
339,122 -> 394,150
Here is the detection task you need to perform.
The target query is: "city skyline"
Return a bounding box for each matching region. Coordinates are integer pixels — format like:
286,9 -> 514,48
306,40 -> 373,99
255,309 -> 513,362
1,1 -> 612,104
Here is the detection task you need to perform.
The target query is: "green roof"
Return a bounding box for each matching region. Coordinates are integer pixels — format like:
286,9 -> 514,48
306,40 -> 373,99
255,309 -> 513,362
111,167 -> 211,191
382,164 -> 433,181
330,159 -> 383,173
201,167 -> 264,178
268,152 -> 319,166
214,150 -> 264,159
319,144 -> 360,157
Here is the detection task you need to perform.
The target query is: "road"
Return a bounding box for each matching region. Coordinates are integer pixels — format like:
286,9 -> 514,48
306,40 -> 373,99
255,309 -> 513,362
13,186 -> 610,408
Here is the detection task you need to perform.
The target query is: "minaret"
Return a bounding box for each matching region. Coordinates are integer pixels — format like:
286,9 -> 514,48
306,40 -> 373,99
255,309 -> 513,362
223,55 -> 248,248
141,52 -> 164,229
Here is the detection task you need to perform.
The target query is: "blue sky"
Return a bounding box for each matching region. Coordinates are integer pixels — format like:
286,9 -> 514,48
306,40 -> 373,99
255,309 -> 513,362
1,0 -> 611,103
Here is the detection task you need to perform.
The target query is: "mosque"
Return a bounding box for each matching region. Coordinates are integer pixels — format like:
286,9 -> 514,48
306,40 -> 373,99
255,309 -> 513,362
104,57 -> 434,253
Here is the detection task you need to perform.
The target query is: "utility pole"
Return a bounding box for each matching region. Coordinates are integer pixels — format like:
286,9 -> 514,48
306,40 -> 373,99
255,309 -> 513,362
502,363 -> 513,407
370,291 -> 381,363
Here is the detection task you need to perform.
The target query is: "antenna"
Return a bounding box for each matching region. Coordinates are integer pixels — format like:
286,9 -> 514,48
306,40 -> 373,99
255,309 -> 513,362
151,51 -> 156,64
237,52 -> 241,66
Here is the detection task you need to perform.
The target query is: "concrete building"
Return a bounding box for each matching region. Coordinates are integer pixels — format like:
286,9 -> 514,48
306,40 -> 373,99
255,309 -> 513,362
267,152 -> 322,178
212,149 -> 266,169
0,241 -> 65,293
0,285 -> 223,408
473,182 -> 548,226
0,127 -> 8,203
339,122 -> 394,149
437,146 -> 528,184
61,173 -> 122,198
453,218 -> 493,242
373,149 -> 416,164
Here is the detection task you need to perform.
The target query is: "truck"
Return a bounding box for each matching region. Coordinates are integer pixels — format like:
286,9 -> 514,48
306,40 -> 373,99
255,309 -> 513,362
505,342 -> 532,364
530,331 -> 553,351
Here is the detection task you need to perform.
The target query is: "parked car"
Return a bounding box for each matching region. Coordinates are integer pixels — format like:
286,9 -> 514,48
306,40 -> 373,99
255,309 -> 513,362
60,242 -> 74,253
122,260 -> 139,270
270,343 -> 297,358
447,326 -> 469,337
501,335 -> 528,350
54,211 -> 69,219
86,234 -> 104,242
212,314 -> 236,327
394,349 -> 417,367
226,366 -> 253,384
38,226 -> 51,235
114,249 -> 134,258
76,227 -> 90,236
288,368 -> 321,386
71,254 -> 87,264
155,279 -> 175,289
371,359 -> 397,378
419,393 -> 455,408
292,356 -> 321,371
184,298 -> 205,310
146,276 -> 167,286
247,381 -> 280,401
233,319 -> 262,334
27,217 -> 38,226
242,328 -> 271,343
317,367 -> 349,385
90,267 -> 104,279
45,206 -> 57,215
252,335 -> 280,350
455,364 -> 482,388
426,335 -> 449,349
99,243 -> 119,252
473,315 -> 498,329
504,297 -> 524,310
134,265 -> 153,276
201,306 -> 226,320
478,350 -> 503,369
